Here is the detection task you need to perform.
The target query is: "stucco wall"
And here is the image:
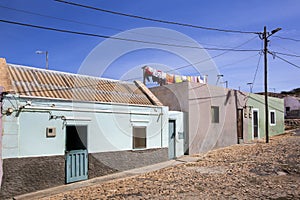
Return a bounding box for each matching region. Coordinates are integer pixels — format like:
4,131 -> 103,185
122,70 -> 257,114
188,83 -> 244,153
2,96 -> 169,158
150,82 -> 189,112
151,83 -> 249,154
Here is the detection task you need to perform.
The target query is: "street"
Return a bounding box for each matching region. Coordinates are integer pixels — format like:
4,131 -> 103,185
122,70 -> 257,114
40,132 -> 300,200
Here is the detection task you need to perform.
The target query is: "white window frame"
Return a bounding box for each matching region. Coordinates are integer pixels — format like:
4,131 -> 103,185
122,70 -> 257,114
269,110 -> 276,126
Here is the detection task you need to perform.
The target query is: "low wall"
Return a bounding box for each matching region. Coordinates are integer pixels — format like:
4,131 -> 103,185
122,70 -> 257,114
0,148 -> 168,199
90,148 -> 168,171
285,119 -> 300,130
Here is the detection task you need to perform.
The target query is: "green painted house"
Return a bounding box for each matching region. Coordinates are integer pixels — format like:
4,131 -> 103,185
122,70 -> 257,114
247,93 -> 285,141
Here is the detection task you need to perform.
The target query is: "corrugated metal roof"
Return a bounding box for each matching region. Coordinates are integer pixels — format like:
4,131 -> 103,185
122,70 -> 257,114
6,64 -> 156,105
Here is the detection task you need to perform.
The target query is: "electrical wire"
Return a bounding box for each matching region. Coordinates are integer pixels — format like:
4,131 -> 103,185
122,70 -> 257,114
164,35 -> 258,73
17,35 -> 259,94
0,5 -> 122,32
0,5 -> 232,48
270,53 -> 300,69
272,51 -> 300,58
273,35 -> 300,42
54,0 -> 260,34
251,51 -> 263,90
124,36 -> 258,81
0,19 -> 260,52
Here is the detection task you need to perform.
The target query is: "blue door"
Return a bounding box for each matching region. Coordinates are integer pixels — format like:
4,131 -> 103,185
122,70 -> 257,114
65,125 -> 88,184
65,149 -> 88,184
169,120 -> 176,159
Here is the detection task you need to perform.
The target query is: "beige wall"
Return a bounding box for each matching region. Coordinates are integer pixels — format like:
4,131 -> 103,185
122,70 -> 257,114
151,82 -> 249,155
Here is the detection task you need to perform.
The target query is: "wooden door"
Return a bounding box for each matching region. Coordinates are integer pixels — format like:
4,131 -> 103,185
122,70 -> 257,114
237,109 -> 243,143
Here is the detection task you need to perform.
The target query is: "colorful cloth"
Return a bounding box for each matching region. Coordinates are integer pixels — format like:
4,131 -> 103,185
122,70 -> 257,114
166,74 -> 174,84
175,75 -> 182,83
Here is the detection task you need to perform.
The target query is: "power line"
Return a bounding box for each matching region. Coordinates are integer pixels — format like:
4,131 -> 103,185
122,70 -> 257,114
0,5 -> 122,32
217,53 -> 260,70
251,51 -> 263,88
271,53 -> 300,69
0,19 -> 260,52
273,35 -> 300,42
164,35 -> 258,73
182,53 -> 260,76
0,5 -> 226,48
125,36 -> 258,81
54,0 -> 260,34
272,51 -> 300,58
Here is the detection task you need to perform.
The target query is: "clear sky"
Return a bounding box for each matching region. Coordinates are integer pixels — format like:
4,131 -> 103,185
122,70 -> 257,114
0,0 -> 299,93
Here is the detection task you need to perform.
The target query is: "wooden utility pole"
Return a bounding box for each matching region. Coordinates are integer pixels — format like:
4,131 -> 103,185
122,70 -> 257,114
263,26 -> 269,143
261,26 -> 281,143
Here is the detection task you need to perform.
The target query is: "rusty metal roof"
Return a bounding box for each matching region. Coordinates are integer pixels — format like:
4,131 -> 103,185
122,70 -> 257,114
5,64 -> 158,106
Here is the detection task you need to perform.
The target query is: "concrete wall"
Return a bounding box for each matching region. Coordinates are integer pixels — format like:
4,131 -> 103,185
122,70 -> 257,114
247,93 -> 285,140
151,83 -> 249,154
150,82 -> 189,112
1,148 -> 167,199
188,83 -> 245,153
2,96 -> 169,158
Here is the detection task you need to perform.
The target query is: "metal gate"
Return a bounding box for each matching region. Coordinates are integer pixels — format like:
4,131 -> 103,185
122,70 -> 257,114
65,149 -> 88,184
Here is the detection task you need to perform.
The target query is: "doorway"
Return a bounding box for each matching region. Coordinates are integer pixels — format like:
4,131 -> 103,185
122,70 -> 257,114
65,125 -> 88,184
168,120 -> 176,159
237,109 -> 243,143
252,109 -> 259,139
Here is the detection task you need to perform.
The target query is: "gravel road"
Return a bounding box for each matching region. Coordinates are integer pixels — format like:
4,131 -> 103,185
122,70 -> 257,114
41,132 -> 300,200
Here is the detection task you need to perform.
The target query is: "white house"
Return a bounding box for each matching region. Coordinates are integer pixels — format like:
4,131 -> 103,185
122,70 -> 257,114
0,58 -> 169,198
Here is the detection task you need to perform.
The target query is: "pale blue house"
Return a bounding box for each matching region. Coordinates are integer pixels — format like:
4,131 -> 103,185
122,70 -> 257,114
0,58 -> 169,198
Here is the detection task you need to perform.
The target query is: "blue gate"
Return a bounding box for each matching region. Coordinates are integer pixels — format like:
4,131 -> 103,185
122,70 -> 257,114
65,149 -> 88,184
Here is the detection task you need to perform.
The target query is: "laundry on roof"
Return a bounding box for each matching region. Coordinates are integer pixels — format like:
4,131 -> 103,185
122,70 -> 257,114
143,66 -> 204,85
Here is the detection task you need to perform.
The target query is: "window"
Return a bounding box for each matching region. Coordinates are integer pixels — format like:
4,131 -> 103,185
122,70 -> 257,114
270,110 -> 276,126
286,107 -> 290,112
211,106 -> 219,123
133,127 -> 146,149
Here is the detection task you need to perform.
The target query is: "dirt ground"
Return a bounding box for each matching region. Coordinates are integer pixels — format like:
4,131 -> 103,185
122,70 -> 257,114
41,131 -> 300,200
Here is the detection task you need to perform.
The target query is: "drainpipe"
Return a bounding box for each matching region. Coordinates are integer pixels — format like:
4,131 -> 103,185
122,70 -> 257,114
0,86 -> 3,188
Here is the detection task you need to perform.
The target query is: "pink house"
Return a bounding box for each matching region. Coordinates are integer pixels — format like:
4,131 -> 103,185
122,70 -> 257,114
284,96 -> 300,119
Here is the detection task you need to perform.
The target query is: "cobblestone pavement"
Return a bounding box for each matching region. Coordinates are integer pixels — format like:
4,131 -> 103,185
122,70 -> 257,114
41,132 -> 300,200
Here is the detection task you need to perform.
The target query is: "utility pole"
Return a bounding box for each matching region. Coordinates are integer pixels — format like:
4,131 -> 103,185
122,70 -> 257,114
261,26 -> 281,143
263,26 -> 269,143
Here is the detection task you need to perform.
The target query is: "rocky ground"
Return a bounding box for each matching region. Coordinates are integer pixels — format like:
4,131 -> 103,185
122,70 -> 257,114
41,131 -> 300,200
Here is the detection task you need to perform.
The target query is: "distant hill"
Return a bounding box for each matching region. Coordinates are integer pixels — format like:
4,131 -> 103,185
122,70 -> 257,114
281,88 -> 300,97
256,87 -> 300,98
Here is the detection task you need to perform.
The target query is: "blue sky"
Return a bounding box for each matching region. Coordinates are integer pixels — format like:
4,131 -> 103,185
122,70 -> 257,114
0,0 -> 299,92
